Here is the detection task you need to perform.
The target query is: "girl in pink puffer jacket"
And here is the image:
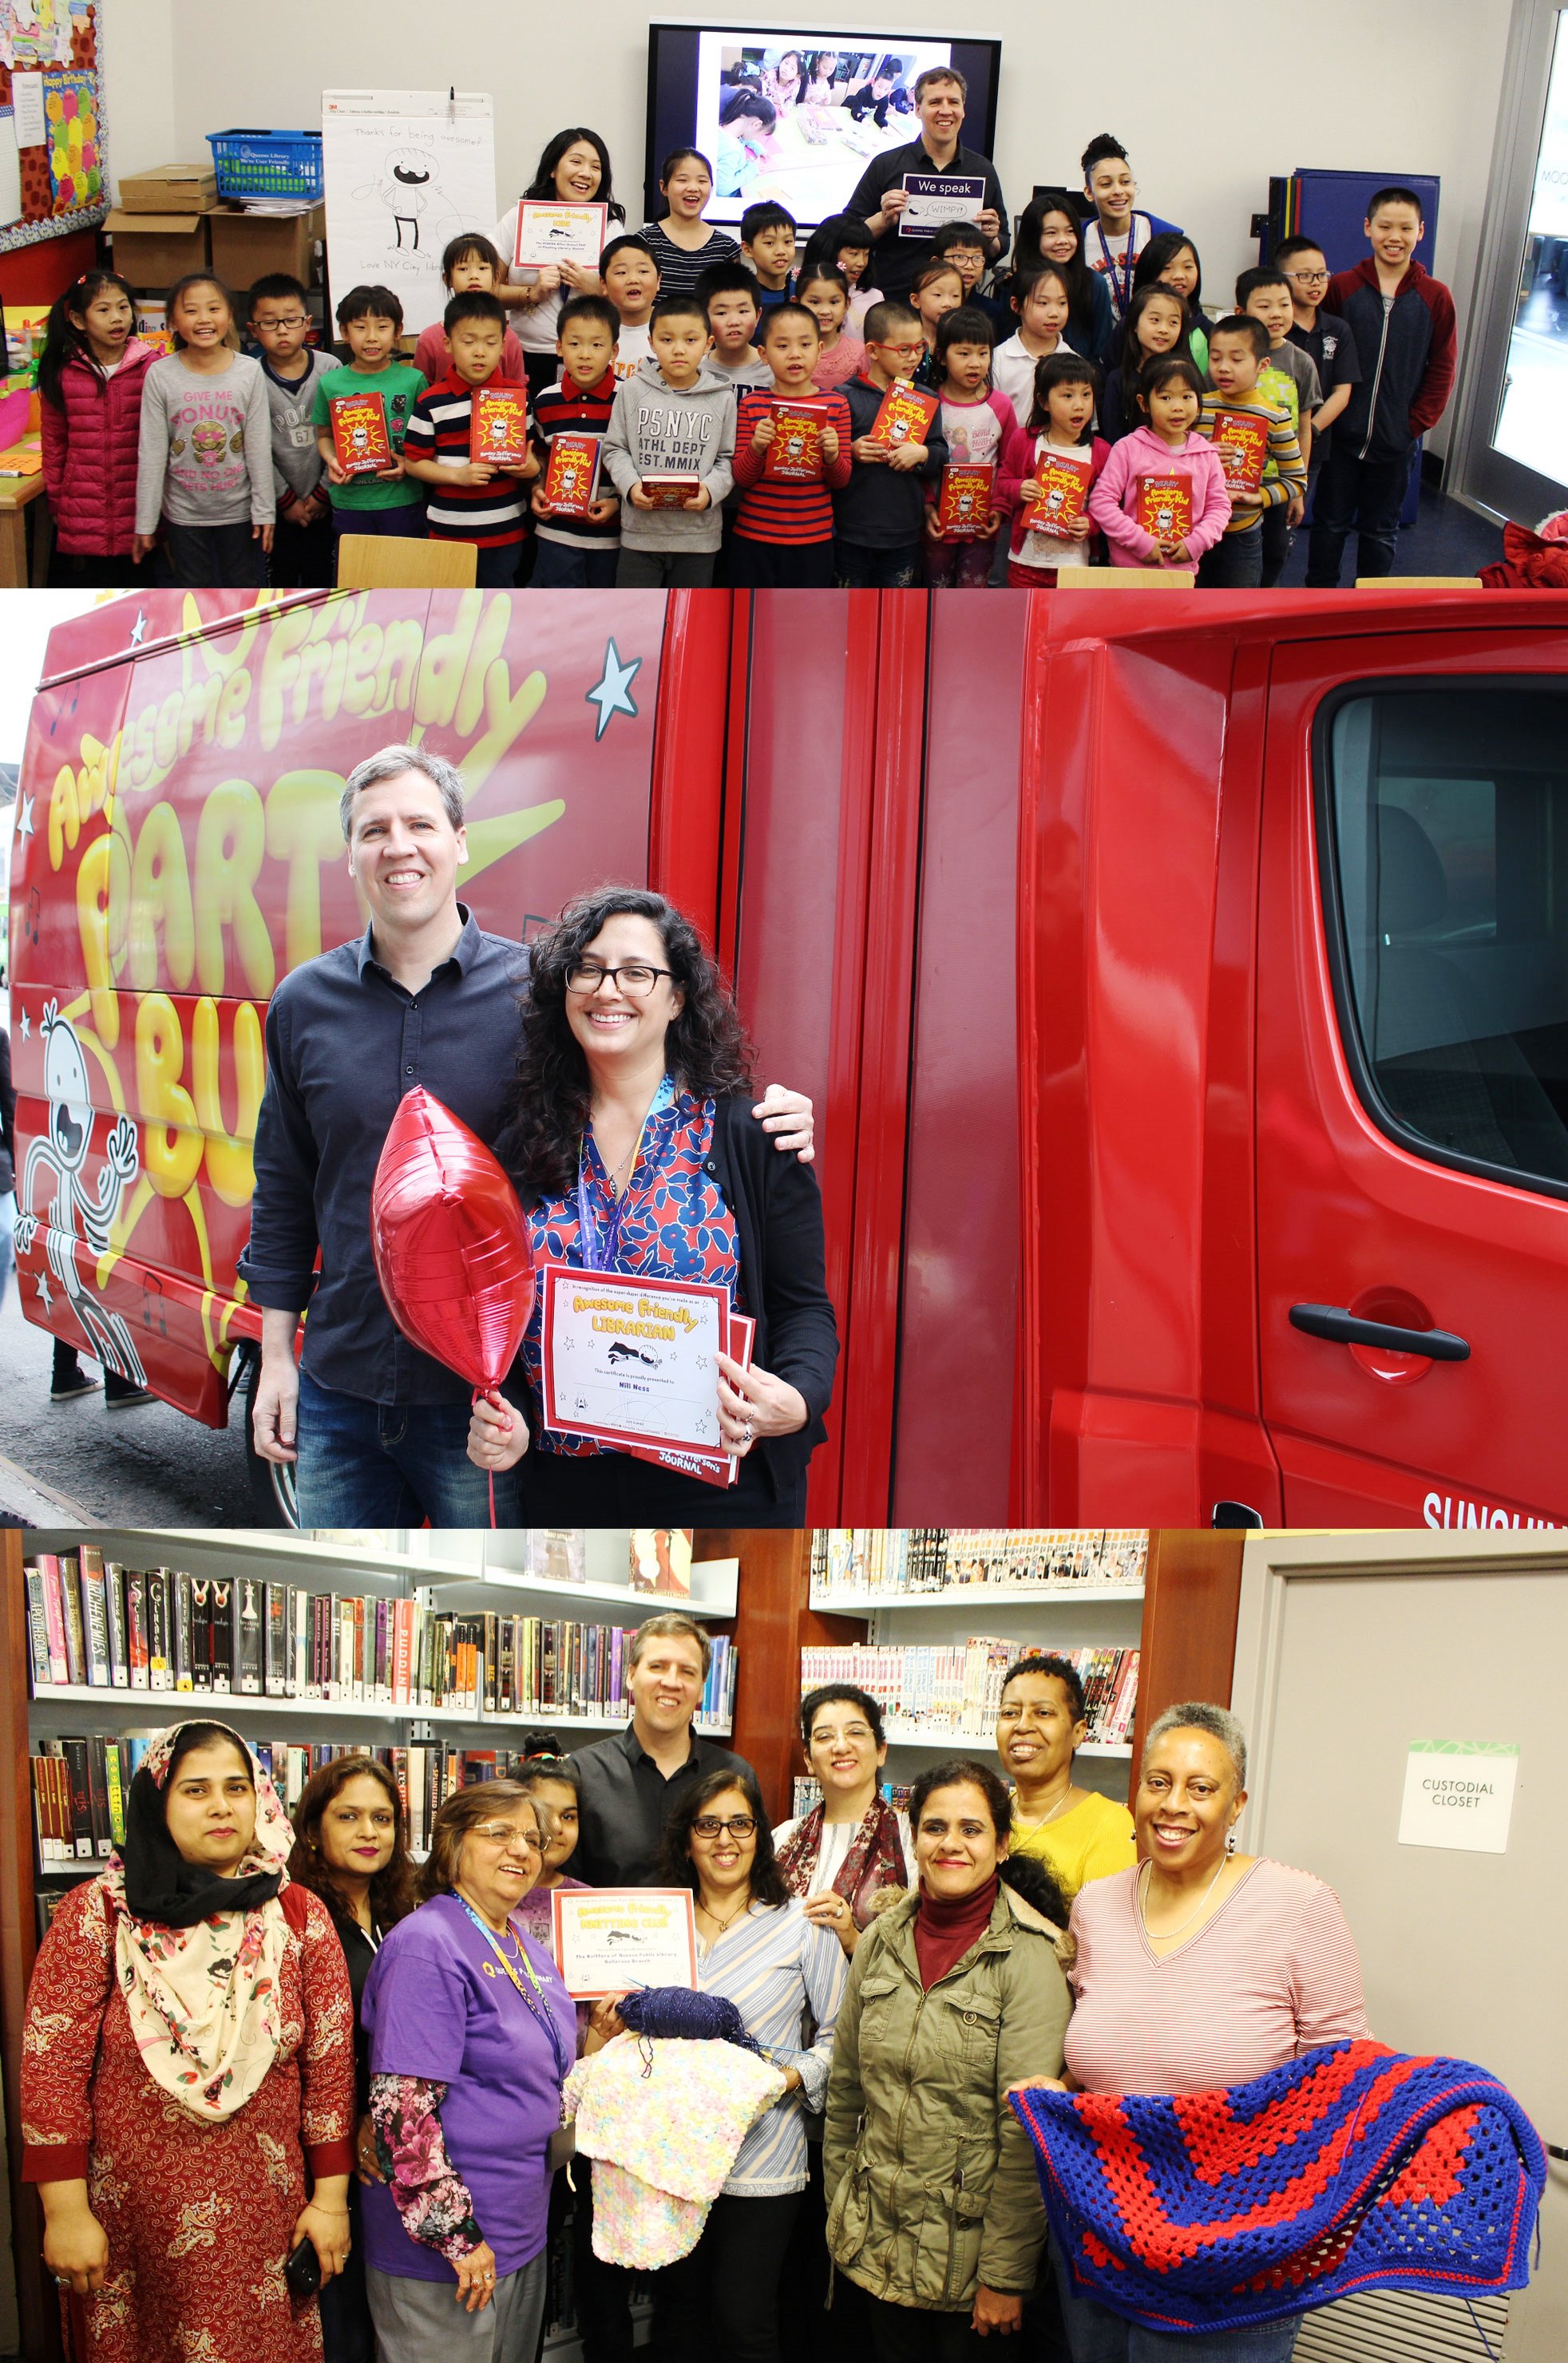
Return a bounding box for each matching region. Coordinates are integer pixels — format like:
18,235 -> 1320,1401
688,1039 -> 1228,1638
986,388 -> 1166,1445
38,270 -> 156,584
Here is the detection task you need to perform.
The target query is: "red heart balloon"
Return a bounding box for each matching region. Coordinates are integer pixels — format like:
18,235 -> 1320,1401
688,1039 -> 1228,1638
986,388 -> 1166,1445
370,1088 -> 536,1393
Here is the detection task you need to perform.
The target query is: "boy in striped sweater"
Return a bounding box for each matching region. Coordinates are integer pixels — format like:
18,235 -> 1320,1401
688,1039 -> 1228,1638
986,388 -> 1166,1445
401,291 -> 537,584
1195,315 -> 1304,589
529,294 -> 623,588
730,301 -> 853,586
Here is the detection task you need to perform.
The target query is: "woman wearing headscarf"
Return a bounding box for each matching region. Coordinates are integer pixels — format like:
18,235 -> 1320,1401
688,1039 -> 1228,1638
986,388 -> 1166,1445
20,1720 -> 356,2363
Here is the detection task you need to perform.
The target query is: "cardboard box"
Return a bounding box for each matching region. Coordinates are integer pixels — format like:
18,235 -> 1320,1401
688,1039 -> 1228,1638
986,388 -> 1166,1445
104,210 -> 212,287
117,164 -> 218,214
207,203 -> 325,289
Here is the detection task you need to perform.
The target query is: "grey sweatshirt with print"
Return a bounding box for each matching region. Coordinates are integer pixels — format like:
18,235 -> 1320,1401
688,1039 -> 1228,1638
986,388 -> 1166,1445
601,355 -> 737,551
136,351 -> 275,533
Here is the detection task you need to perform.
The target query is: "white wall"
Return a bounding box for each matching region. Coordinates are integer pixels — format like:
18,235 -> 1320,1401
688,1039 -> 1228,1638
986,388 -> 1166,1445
121,0 -> 1516,449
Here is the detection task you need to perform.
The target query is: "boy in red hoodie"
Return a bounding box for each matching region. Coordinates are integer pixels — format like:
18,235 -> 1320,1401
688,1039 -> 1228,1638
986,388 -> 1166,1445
1305,186 -> 1456,585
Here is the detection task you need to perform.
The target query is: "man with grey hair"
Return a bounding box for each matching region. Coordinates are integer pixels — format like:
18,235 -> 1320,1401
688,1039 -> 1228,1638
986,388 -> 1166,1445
240,742 -> 814,1524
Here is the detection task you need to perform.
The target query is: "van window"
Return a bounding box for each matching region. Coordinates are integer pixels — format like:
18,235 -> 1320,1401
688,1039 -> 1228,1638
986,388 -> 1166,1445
1321,683 -> 1568,1194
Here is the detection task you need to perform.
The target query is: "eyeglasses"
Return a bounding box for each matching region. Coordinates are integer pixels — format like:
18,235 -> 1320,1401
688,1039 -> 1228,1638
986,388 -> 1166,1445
1283,271 -> 1328,287
472,1823 -> 540,1848
565,961 -> 675,996
691,1815 -> 757,1838
254,315 -> 311,328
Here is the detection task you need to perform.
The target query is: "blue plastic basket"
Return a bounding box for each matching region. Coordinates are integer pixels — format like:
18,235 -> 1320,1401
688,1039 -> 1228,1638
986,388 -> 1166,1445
205,129 -> 323,204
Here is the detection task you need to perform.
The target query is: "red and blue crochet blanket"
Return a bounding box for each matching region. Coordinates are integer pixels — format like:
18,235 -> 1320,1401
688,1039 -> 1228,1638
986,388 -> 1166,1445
1010,2040 -> 1545,2333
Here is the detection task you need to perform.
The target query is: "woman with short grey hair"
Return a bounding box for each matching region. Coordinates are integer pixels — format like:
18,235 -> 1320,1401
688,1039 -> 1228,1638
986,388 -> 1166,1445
1012,1701 -> 1369,2363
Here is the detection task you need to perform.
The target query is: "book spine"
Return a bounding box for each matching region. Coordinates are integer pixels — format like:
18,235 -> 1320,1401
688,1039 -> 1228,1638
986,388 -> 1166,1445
24,1569 -> 54,1688
209,1581 -> 233,1693
62,1738 -> 94,1858
189,1579 -> 212,1689
171,1573 -> 193,1691
37,1557 -> 70,1684
264,1583 -> 287,1696
293,1588 -> 309,1698
59,1556 -> 87,1686
237,1579 -> 263,1694
102,1563 -> 129,1688
105,1740 -> 127,1849
125,1572 -> 150,1687
146,1571 -> 172,1689
85,1736 -> 113,1857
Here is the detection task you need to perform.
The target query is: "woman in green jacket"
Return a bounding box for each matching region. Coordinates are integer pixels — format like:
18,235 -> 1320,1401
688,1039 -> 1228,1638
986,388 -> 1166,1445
823,1757 -> 1072,2357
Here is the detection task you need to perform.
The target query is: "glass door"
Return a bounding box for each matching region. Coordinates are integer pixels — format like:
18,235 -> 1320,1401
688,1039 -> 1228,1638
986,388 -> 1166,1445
1452,1 -> 1568,522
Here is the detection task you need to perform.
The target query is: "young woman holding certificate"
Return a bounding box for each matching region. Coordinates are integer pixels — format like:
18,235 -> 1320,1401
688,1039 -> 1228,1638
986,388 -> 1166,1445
467,887 -> 837,1523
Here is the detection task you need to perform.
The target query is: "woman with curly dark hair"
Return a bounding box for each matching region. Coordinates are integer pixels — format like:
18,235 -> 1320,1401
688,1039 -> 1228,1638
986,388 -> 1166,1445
468,886 -> 837,1522
289,1757 -> 422,2363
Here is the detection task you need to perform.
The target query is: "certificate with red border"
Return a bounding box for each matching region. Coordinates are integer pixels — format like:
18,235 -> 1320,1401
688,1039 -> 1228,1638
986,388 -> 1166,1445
513,199 -> 609,280
539,1264 -> 731,1455
551,1885 -> 699,2000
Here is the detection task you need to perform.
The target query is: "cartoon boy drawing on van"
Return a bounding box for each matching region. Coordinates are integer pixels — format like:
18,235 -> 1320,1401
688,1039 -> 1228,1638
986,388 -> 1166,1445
14,1003 -> 147,1387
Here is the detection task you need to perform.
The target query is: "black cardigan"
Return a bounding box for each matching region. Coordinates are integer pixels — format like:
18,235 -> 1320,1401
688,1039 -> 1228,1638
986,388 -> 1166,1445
706,1091 -> 839,1498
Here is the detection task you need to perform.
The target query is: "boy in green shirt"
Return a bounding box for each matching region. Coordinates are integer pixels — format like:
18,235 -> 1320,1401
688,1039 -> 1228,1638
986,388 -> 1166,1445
311,283 -> 427,573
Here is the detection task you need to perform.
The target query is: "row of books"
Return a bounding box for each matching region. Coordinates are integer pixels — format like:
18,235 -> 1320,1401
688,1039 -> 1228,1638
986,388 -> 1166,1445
798,1641 -> 1139,1747
789,1776 -> 916,1820
32,1732 -> 616,1886
25,1554 -> 735,1724
810,1529 -> 1149,1596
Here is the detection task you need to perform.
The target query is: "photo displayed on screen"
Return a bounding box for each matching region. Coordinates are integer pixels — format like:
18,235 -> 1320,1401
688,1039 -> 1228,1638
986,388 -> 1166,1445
695,29 -> 956,225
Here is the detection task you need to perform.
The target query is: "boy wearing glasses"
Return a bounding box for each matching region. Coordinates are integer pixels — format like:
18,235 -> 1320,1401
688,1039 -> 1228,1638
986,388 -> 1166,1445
247,274 -> 335,588
1273,237 -> 1361,499
833,299 -> 948,588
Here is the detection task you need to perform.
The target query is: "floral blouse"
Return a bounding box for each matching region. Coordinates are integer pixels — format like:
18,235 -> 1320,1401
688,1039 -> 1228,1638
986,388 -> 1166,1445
518,1077 -> 742,1457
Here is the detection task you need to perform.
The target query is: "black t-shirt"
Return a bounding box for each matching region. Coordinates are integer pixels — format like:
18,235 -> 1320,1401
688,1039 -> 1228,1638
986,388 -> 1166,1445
571,1723 -> 755,1885
1287,311 -> 1361,460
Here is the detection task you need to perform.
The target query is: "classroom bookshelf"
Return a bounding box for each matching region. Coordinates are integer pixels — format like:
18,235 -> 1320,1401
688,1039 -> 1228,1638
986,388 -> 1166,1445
0,1526 -> 741,2363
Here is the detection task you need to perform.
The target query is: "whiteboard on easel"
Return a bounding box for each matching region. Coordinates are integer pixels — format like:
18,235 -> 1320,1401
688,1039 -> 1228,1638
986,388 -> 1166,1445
321,90 -> 496,335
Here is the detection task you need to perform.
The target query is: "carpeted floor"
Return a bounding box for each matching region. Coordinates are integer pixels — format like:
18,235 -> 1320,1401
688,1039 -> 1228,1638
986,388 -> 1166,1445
1277,477 -> 1507,585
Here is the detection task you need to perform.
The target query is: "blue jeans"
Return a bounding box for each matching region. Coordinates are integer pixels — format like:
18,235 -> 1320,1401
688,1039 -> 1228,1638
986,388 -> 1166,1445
294,1368 -> 525,1526
1054,2246 -> 1301,2363
1198,525 -> 1265,588
0,1189 -> 14,1312
530,537 -> 620,588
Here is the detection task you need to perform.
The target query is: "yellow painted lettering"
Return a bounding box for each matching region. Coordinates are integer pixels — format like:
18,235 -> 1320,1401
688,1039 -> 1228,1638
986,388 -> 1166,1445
463,662 -> 548,797
135,993 -> 203,1198
47,762 -> 80,869
217,665 -> 252,749
376,618 -> 423,716
257,604 -> 314,751
264,770 -> 346,971
193,996 -> 263,1206
76,832 -> 131,1048
343,623 -> 385,717
414,596 -> 481,728
128,802 -> 196,991
194,778 -> 275,999
456,596 -> 511,740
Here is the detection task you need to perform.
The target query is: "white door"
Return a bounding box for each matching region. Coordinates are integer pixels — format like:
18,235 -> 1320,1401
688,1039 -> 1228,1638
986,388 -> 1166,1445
1231,1531 -> 1566,2363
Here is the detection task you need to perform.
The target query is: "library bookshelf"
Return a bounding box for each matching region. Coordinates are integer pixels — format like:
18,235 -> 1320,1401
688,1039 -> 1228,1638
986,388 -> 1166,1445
0,1526 -> 741,2363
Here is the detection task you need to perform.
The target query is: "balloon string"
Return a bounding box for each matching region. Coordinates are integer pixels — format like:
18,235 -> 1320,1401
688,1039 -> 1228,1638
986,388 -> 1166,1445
473,1386 -> 497,1530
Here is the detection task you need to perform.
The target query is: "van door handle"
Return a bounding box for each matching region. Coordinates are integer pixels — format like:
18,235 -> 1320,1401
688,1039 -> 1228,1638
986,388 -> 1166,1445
1289,1304 -> 1471,1362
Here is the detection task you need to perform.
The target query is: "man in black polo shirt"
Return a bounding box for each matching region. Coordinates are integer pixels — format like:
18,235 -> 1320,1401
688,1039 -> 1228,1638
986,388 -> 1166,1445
572,1609 -> 754,1883
242,742 -> 814,1524
845,65 -> 1008,306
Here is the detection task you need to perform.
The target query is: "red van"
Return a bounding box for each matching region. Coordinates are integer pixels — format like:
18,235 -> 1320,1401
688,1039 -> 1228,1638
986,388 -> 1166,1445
10,586 -> 1567,1529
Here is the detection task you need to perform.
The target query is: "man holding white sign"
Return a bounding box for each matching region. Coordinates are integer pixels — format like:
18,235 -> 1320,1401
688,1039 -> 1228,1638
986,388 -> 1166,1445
846,66 -> 1008,303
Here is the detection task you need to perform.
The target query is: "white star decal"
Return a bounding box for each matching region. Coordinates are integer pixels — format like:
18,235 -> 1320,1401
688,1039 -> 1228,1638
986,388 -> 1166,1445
14,793 -> 34,842
35,1269 -> 53,1313
129,610 -> 146,646
18,1008 -> 30,1042
584,639 -> 642,740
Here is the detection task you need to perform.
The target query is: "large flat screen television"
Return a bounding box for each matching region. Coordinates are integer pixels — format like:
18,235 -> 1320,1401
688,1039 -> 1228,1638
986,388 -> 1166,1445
644,23 -> 1004,231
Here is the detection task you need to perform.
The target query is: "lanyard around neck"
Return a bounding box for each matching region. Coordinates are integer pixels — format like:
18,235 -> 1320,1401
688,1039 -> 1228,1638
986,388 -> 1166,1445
1093,214 -> 1140,317
457,1897 -> 569,2081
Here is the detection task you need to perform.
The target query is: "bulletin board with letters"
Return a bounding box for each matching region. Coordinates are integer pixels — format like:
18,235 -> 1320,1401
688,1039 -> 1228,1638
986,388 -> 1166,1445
0,0 -> 106,251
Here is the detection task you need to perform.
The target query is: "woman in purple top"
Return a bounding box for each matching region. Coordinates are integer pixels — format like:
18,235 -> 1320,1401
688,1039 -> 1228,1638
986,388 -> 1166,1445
360,1782 -> 576,2363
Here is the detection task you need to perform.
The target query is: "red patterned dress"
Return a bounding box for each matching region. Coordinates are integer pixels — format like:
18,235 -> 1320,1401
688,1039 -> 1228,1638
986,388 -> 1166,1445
21,1877 -> 355,2363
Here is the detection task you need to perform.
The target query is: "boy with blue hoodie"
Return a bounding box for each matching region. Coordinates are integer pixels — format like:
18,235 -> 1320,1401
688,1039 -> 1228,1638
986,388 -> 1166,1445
1305,186 -> 1456,584
602,291 -> 735,586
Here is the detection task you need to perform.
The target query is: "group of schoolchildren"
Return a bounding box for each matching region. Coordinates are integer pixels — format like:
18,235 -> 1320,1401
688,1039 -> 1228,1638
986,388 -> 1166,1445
37,125 -> 1457,592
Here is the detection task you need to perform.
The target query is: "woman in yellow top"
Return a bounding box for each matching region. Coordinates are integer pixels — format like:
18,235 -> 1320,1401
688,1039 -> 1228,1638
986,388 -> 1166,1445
996,1653 -> 1138,1898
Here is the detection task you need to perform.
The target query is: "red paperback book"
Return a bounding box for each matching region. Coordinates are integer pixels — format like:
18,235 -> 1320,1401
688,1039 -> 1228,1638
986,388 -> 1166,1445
1023,449 -> 1092,534
1207,406 -> 1270,497
869,380 -> 939,448
540,433 -> 602,516
328,390 -> 393,478
639,473 -> 703,508
765,400 -> 830,481
469,382 -> 531,468
1134,472 -> 1194,545
936,461 -> 994,535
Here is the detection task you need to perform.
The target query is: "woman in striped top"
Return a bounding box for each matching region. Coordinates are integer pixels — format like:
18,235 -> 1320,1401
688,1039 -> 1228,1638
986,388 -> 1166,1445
1013,1701 -> 1369,2363
639,148 -> 742,296
648,1767 -> 846,2363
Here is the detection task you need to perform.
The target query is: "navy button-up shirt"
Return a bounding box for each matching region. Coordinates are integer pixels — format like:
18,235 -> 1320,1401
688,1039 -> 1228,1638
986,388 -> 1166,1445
240,906 -> 529,1405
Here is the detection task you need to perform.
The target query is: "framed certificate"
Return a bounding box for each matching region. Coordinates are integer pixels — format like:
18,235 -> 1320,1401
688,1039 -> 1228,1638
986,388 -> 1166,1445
898,172 -> 987,237
513,198 -> 609,281
551,1885 -> 699,2000
539,1265 -> 731,1457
